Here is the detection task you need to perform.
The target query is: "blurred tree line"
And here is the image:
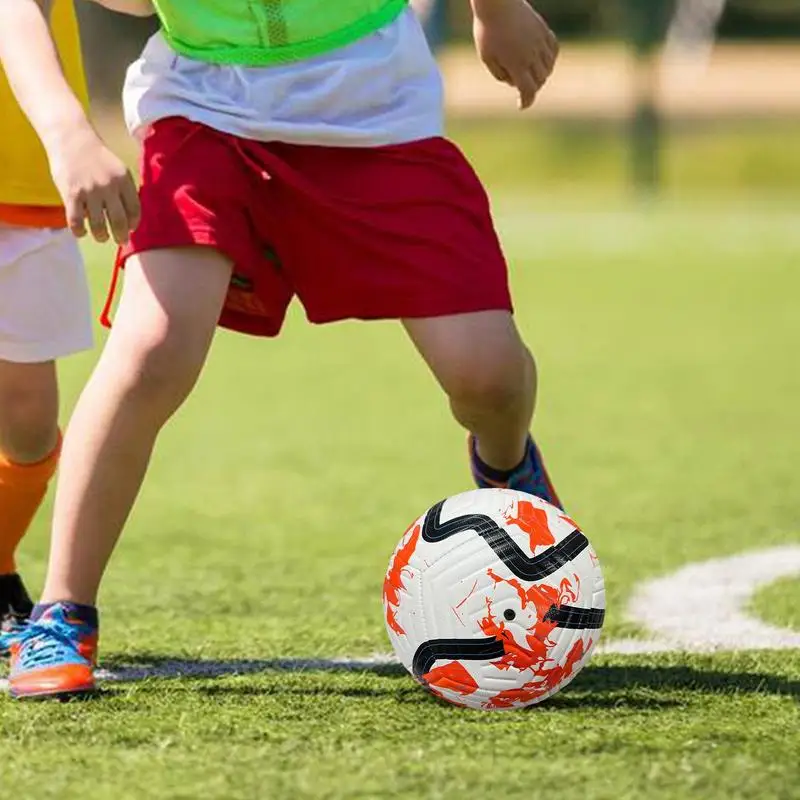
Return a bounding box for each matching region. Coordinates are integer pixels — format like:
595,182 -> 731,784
78,0 -> 800,102
445,0 -> 800,39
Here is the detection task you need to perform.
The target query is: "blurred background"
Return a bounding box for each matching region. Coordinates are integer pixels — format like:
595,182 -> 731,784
76,0 -> 800,197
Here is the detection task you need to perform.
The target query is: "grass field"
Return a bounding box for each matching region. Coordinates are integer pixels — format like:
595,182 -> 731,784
1,191 -> 799,798
449,118 -> 800,194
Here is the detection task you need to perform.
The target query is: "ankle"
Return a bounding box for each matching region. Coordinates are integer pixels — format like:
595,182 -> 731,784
32,601 -> 98,627
41,582 -> 97,609
472,435 -> 531,477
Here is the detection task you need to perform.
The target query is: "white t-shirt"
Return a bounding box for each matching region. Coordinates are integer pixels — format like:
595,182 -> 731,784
123,7 -> 444,147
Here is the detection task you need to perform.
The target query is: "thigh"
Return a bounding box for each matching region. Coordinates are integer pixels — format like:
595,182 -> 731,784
0,224 -> 92,364
110,247 -> 234,370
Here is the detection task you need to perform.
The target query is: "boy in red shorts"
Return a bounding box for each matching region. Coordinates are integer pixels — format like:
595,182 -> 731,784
3,0 -> 561,699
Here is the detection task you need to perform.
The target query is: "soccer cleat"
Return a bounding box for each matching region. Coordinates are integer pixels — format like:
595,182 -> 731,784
469,434 -> 563,510
1,603 -> 98,700
0,573 -> 34,635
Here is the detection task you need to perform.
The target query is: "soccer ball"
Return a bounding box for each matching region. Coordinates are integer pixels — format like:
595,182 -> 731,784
383,489 -> 605,709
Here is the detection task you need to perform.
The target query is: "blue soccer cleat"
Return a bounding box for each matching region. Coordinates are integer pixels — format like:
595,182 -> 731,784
1,602 -> 98,700
469,434 -> 564,510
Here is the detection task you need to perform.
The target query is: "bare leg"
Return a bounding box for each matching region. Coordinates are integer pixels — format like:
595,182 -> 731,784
41,248 -> 233,605
403,310 -> 536,471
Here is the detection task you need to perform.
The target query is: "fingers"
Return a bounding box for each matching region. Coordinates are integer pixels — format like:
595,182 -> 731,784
516,15 -> 558,109
85,194 -> 111,243
541,21 -> 559,63
512,68 -> 538,110
66,198 -> 88,240
104,175 -> 141,245
519,38 -> 558,109
488,30 -> 559,109
104,193 -> 130,246
527,55 -> 553,98
121,177 -> 142,234
65,175 -> 141,246
485,57 -> 514,86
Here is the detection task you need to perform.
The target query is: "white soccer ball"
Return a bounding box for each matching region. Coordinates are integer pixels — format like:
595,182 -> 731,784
383,488 -> 605,709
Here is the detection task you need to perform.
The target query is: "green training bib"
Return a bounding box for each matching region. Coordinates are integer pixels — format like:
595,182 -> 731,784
149,0 -> 409,66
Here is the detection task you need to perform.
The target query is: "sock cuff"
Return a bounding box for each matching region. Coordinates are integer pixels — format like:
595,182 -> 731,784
471,435 -> 531,483
0,430 -> 62,487
32,601 -> 99,628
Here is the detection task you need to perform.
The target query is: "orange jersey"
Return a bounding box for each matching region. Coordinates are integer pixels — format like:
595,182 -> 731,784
0,0 -> 88,228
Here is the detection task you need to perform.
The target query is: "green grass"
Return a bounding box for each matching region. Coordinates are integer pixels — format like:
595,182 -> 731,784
0,652 -> 798,800
449,118 -> 800,196
98,111 -> 800,196
754,578 -> 800,632
2,195 -> 799,799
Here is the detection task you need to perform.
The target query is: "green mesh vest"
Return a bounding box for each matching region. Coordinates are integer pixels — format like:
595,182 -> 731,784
150,0 -> 409,66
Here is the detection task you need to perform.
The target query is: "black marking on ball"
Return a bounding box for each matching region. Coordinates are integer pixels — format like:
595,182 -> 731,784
412,638 -> 507,680
543,604 -> 605,629
421,499 -> 590,581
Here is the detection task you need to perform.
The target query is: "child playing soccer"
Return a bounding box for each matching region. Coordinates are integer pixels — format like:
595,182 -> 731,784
0,0 -> 138,635
3,0 -> 561,699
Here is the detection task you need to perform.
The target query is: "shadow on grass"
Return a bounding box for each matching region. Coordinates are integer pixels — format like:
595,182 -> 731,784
571,664 -> 800,700
97,654 -> 800,707
99,654 -> 407,681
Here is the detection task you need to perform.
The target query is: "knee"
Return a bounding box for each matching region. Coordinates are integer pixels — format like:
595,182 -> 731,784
445,343 -> 536,413
0,372 -> 59,463
114,323 -> 206,421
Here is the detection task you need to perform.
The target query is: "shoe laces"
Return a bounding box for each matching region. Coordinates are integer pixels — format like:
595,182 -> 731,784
0,617 -> 90,667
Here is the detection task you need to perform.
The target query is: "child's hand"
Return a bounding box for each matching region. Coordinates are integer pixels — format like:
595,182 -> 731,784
472,0 -> 559,110
47,123 -> 141,245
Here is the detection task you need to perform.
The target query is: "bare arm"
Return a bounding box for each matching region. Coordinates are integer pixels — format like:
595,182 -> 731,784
0,0 -> 90,154
88,0 -> 155,16
0,0 -> 140,242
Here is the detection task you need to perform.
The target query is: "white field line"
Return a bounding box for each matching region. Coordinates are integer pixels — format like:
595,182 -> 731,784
598,545 -> 800,654
3,547 -> 799,690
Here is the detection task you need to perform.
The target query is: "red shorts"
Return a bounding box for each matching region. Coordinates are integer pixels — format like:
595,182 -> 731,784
116,117 -> 512,337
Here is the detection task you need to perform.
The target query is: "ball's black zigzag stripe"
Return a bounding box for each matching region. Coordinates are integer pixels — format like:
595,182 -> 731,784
543,604 -> 605,629
411,605 -> 605,679
412,638 -> 506,679
421,499 -> 589,581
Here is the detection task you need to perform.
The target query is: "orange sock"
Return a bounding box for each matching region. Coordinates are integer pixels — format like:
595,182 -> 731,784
0,433 -> 61,575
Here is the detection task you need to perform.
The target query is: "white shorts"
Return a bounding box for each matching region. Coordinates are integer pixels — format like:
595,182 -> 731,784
0,223 -> 93,363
